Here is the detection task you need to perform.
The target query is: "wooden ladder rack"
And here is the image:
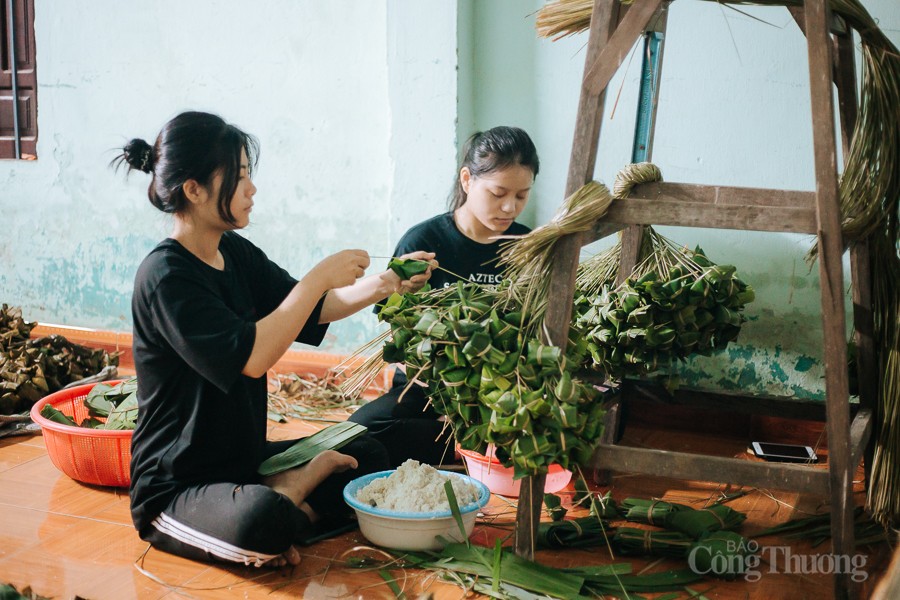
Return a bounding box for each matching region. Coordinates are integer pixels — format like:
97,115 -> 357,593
512,2 -> 878,598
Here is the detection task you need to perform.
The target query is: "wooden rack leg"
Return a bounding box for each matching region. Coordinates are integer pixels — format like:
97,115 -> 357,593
513,0 -> 631,560
593,394 -> 622,486
512,473 -> 546,560
804,1 -> 855,598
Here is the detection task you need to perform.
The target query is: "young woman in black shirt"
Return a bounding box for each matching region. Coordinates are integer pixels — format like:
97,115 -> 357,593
116,111 -> 434,568
349,126 -> 539,468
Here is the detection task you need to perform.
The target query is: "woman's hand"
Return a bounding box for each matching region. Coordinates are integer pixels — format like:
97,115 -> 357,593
317,250 -> 437,324
384,251 -> 437,294
305,249 -> 370,293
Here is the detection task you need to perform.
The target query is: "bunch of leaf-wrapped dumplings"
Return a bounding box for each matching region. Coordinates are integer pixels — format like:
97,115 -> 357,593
575,228 -> 755,378
378,280 -> 604,479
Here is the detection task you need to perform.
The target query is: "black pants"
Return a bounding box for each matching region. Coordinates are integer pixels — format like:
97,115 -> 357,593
141,435 -> 388,566
347,370 -> 455,468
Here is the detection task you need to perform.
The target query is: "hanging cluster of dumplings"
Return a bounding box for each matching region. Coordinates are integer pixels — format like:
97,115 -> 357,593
379,281 -> 603,479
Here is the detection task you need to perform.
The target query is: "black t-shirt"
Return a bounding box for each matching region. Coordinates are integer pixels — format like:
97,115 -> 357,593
129,231 -> 327,531
392,212 -> 531,289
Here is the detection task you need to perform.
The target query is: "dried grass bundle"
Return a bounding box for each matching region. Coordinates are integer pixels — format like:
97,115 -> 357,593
866,232 -> 900,526
498,180 -> 614,338
576,162 -> 663,294
336,329 -> 392,401
535,0 -> 594,41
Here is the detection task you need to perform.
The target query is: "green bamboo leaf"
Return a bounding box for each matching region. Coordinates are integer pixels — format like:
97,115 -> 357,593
40,404 -> 77,426
684,586 -> 714,600
665,503 -> 747,538
257,422 -> 368,476
388,257 -> 429,280
378,569 -> 407,599
491,538 -> 502,593
83,392 -> 114,417
438,543 -> 585,598
444,479 -> 467,546
582,568 -> 704,592
101,391 -> 138,430
613,527 -> 692,558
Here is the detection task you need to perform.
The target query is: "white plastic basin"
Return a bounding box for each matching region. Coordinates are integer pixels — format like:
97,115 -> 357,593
343,469 -> 490,551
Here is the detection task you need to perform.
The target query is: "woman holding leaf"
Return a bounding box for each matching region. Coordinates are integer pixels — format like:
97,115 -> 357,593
349,126 -> 539,467
115,111 -> 434,568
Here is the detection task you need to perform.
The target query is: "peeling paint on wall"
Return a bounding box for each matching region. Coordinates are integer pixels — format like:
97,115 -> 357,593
675,343 -> 826,400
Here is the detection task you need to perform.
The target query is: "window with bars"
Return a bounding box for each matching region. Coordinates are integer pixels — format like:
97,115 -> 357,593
1,0 -> 37,159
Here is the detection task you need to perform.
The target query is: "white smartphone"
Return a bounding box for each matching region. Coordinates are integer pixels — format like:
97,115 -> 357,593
751,441 -> 818,463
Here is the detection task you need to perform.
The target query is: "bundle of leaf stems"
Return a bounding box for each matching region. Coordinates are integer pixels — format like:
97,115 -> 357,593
753,506 -> 889,547
577,227 -> 706,296
576,242 -> 621,293
335,330 -> 392,401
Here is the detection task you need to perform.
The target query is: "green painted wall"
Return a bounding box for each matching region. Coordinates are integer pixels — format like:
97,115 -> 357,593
462,0 -> 898,399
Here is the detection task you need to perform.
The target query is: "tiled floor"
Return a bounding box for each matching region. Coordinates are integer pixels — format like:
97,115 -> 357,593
0,405 -> 893,599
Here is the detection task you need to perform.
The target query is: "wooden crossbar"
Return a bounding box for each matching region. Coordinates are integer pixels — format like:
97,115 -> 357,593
591,443 -> 831,495
586,182 -> 819,235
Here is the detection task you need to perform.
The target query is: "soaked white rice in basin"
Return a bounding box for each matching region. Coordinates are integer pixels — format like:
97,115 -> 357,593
356,459 -> 479,512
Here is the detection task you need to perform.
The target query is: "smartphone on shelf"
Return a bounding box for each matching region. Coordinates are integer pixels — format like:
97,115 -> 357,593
750,441 -> 819,463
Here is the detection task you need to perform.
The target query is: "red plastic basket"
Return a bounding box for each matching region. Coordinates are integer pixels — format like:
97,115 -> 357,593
30,380 -> 133,488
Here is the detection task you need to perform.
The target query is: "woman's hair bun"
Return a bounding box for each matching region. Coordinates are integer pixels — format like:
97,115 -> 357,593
122,138 -> 155,174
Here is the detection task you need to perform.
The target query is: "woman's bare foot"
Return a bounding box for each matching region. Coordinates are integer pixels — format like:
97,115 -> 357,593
263,450 -> 358,510
264,544 -> 301,568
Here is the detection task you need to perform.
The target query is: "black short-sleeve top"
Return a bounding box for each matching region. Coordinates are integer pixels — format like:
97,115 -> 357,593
393,212 -> 530,289
129,231 -> 327,531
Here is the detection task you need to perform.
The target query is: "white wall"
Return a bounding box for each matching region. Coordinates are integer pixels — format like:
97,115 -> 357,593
0,0 -> 458,352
